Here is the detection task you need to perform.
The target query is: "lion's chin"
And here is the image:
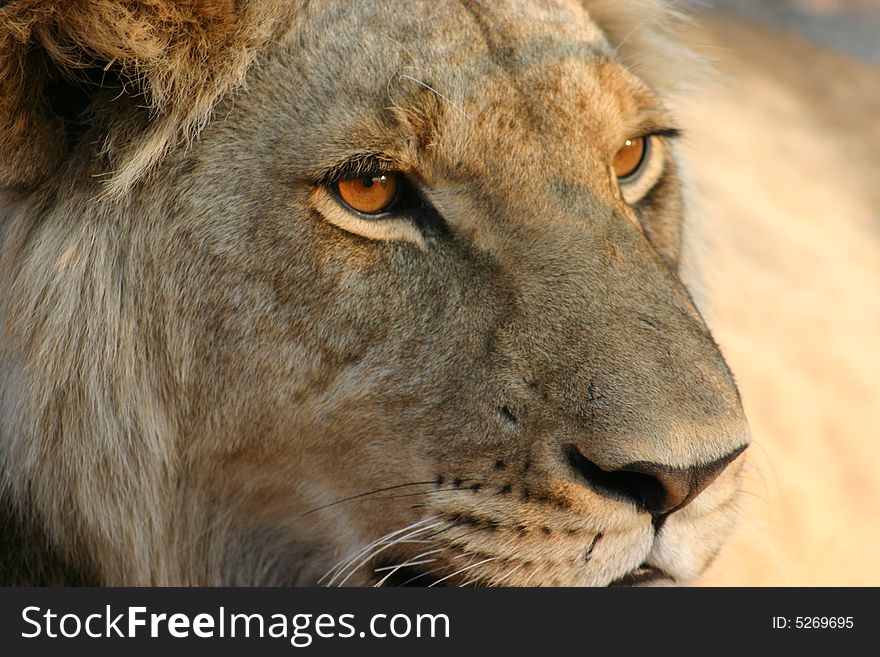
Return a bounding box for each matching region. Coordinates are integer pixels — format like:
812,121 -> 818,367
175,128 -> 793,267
607,564 -> 675,587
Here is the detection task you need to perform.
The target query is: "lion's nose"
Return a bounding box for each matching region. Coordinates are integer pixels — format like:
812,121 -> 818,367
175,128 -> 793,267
563,443 -> 747,518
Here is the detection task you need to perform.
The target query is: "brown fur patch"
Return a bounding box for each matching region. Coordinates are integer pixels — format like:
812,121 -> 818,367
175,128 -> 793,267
0,0 -> 298,194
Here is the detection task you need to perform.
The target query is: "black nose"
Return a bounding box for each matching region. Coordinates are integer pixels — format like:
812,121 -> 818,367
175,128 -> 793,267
564,444 -> 747,516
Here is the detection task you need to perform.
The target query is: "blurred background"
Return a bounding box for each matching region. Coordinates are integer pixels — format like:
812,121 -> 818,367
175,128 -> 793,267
675,0 -> 880,585
702,0 -> 880,63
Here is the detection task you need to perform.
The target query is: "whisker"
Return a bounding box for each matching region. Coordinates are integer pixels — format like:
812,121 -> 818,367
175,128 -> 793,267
335,520 -> 448,587
373,547 -> 446,587
422,519 -> 465,540
429,557 -> 497,587
459,576 -> 485,587
384,486 -> 472,499
374,559 -> 440,586
361,486 -> 474,505
301,480 -> 439,517
373,552 -> 445,573
396,564 -> 448,587
320,515 -> 441,585
311,481 -> 474,515
327,536 -> 436,587
398,74 -> 472,120
497,562 -> 525,586
522,567 -> 542,587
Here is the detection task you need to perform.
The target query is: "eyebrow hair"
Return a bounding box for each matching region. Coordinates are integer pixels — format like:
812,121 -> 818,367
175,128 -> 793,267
649,127 -> 682,139
313,152 -> 401,184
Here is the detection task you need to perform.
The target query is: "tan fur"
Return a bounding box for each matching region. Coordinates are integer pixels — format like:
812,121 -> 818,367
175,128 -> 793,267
0,0 -> 756,586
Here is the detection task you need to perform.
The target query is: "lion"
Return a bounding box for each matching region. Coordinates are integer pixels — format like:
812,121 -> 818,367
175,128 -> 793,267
8,0 -> 856,587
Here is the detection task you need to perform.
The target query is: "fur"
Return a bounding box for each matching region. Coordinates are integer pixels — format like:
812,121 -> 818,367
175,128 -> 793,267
0,0 -> 298,194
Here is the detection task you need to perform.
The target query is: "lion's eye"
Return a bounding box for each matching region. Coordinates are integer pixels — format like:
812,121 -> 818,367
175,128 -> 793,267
613,136 -> 649,181
335,173 -> 400,215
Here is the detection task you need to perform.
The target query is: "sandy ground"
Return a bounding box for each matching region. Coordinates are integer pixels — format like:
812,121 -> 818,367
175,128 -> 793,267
676,11 -> 880,585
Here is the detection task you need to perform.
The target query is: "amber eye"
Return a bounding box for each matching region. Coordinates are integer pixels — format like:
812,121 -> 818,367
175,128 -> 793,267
613,136 -> 648,180
335,173 -> 400,215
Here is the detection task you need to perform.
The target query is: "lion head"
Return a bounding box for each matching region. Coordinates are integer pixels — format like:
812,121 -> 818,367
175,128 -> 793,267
0,0 -> 749,586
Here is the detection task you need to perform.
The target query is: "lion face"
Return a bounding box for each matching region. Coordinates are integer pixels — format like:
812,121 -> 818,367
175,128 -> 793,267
0,0 -> 749,585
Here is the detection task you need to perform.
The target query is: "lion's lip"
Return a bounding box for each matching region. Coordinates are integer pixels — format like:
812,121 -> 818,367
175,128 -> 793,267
607,563 -> 673,587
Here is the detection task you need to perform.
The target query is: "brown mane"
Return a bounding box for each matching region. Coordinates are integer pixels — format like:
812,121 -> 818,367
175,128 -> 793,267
0,0 -> 296,194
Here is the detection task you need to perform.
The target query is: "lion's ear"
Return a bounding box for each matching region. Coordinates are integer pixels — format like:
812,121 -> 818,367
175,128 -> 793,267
0,1 -> 295,195
582,0 -> 707,95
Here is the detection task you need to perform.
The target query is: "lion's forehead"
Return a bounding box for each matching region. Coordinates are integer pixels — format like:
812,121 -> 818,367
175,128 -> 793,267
294,0 -> 609,63
281,0 -> 616,123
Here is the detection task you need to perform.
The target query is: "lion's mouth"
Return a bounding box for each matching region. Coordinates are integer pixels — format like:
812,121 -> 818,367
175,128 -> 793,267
607,563 -> 673,587
372,558 -> 673,587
